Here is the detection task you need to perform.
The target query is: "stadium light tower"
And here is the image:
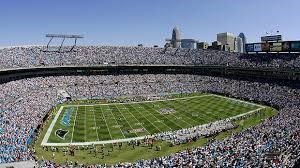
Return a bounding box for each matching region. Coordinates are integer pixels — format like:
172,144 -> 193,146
44,34 -> 84,52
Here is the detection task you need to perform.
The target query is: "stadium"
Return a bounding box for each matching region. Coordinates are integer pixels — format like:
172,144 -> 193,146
1,1 -> 300,168
0,44 -> 299,167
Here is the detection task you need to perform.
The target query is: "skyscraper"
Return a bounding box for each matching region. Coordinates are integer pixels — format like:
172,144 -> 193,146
238,33 -> 247,53
171,27 -> 180,48
234,36 -> 243,53
217,32 -> 235,52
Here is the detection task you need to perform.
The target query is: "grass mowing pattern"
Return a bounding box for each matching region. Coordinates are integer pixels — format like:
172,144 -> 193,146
47,94 -> 261,144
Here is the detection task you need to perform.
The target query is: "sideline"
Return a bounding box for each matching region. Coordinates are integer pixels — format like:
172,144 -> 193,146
63,94 -> 212,107
213,94 -> 265,108
41,106 -> 64,146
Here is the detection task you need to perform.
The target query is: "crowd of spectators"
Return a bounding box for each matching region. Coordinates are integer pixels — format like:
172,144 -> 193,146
154,119 -> 235,145
0,46 -> 300,68
0,74 -> 299,167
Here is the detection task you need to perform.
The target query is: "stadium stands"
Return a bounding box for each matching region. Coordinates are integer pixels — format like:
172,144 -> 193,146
0,46 -> 299,68
0,46 -> 299,167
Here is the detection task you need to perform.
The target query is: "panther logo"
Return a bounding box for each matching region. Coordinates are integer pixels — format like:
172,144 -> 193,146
55,129 -> 69,139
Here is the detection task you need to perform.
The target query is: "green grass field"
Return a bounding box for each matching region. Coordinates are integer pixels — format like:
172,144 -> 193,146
42,94 -> 263,146
33,93 -> 277,165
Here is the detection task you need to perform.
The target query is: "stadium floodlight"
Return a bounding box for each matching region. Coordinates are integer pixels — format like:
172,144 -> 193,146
45,34 -> 84,39
43,34 -> 84,52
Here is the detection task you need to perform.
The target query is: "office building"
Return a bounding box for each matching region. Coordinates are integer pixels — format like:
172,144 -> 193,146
234,36 -> 243,53
217,32 -> 236,52
181,39 -> 198,49
238,33 -> 247,53
197,42 -> 209,49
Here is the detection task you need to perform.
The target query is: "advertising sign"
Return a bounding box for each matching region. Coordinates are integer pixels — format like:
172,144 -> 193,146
246,40 -> 300,53
253,43 -> 262,52
270,42 -> 282,52
261,43 -> 270,51
246,44 -> 254,52
282,42 -> 290,51
290,41 -> 300,51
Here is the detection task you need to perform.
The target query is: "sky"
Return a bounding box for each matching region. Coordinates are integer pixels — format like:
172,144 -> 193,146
0,0 -> 300,47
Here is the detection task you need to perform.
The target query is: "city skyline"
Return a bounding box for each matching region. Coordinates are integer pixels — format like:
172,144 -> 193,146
0,0 -> 299,47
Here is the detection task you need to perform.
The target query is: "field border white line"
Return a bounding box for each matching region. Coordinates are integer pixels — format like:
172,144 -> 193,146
227,107 -> 264,120
41,94 -> 266,146
41,106 -> 64,146
44,136 -> 151,146
213,94 -> 265,108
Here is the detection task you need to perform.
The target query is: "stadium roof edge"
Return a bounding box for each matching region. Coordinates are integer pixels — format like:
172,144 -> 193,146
0,45 -> 43,49
0,64 -> 298,73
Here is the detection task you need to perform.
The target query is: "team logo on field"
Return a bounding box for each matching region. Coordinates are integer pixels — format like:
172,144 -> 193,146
55,129 -> 69,139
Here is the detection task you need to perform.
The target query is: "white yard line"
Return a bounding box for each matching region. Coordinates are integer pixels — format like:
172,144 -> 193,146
41,106 -> 64,146
71,106 -> 79,143
180,98 -> 219,121
169,100 -> 203,124
120,104 -> 151,135
85,106 -> 87,142
114,105 -> 139,137
106,105 -> 126,138
141,102 -> 185,130
91,106 -> 100,141
99,105 -> 113,140
129,104 -> 164,132
151,101 -> 194,128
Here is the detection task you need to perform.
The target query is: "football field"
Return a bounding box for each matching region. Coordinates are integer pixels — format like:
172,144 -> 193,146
42,94 -> 264,146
